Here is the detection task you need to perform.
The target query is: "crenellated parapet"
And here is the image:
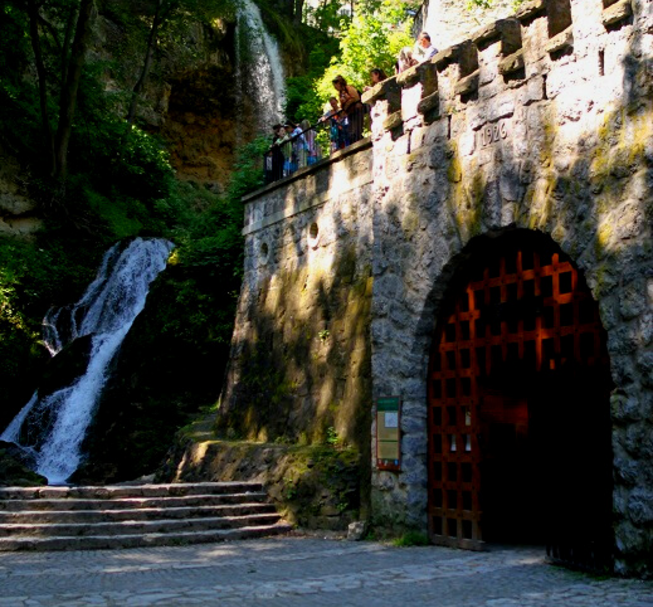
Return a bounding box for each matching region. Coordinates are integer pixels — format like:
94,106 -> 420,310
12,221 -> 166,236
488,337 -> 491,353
363,0 -> 637,136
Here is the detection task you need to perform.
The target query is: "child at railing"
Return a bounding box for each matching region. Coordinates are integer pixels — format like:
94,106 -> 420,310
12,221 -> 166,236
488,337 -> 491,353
299,119 -> 319,166
319,97 -> 348,153
282,122 -> 302,175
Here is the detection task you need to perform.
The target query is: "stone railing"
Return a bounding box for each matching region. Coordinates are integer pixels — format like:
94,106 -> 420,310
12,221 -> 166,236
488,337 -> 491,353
362,0 -> 635,134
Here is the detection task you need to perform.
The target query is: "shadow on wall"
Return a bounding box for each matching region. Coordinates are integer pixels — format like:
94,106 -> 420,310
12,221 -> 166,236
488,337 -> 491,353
370,3 -> 651,574
216,185 -> 374,515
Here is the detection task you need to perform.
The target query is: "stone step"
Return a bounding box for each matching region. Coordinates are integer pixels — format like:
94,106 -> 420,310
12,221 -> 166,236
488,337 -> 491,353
0,482 -> 264,501
0,522 -> 293,551
0,512 -> 282,538
0,482 -> 290,551
0,502 -> 276,524
0,492 -> 269,511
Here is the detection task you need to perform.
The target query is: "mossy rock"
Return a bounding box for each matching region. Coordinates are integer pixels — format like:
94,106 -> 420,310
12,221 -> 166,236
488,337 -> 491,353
0,442 -> 47,487
38,335 -> 93,399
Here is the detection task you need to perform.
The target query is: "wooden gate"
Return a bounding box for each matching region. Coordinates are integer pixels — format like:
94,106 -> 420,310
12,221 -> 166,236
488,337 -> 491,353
427,238 -> 613,568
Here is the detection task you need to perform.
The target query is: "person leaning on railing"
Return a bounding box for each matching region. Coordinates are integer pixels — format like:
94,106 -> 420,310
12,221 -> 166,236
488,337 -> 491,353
413,31 -> 438,63
319,97 -> 348,153
332,75 -> 364,145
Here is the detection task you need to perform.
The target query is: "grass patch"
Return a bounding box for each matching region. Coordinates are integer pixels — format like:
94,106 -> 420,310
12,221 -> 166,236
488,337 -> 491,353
392,531 -> 430,547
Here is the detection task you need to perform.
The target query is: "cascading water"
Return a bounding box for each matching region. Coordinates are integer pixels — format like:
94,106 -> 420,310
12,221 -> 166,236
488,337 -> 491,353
1,238 -> 174,484
236,0 -> 287,131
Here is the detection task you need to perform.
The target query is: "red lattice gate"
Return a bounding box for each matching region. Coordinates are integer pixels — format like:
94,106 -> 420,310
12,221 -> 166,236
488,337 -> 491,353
427,238 -> 613,569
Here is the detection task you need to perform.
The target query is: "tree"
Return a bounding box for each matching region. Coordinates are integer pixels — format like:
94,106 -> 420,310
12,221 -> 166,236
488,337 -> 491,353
316,0 -> 415,95
25,0 -> 97,182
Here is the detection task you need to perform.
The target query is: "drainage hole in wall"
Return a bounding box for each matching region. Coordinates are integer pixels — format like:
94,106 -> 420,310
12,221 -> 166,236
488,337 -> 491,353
308,222 -> 320,249
260,241 -> 269,264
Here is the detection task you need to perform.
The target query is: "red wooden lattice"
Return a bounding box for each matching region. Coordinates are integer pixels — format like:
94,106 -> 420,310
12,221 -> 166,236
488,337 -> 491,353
427,243 -> 609,552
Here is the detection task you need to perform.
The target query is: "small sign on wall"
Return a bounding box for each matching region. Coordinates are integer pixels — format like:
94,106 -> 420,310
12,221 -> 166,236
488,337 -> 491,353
376,396 -> 401,471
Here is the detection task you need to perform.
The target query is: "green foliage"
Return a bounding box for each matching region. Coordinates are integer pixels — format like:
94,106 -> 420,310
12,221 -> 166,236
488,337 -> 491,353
309,0 -> 414,109
392,530 -> 430,546
285,38 -> 338,121
305,0 -> 348,33
466,0 -> 493,9
325,425 -> 340,445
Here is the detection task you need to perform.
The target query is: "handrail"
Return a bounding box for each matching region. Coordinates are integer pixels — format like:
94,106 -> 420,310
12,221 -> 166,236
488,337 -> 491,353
263,106 -> 365,185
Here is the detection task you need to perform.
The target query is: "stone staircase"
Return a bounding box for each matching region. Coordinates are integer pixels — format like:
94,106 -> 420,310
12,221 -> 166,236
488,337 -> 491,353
0,482 -> 291,551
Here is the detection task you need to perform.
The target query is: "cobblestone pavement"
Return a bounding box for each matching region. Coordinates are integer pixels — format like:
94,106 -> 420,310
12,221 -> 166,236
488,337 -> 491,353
0,536 -> 652,606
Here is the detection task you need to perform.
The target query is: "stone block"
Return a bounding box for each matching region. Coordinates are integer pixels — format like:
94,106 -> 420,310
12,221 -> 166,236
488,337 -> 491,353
515,0 -> 546,24
545,27 -> 574,56
347,520 -> 368,541
619,279 -> 647,320
454,70 -> 480,96
473,18 -> 522,55
499,49 -> 525,75
602,0 -> 633,28
628,488 -> 653,525
383,111 -> 403,132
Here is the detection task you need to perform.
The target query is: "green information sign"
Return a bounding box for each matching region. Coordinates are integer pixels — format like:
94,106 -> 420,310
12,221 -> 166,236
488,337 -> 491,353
376,396 -> 401,471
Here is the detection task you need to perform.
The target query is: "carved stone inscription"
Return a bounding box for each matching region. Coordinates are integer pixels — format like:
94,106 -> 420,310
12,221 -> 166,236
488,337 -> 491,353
478,121 -> 509,149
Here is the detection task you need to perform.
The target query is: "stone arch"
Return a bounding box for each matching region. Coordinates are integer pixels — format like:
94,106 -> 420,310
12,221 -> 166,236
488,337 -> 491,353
421,228 -> 614,570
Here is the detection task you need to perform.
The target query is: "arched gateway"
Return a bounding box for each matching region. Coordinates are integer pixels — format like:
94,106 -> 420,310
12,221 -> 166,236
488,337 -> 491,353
427,233 -> 614,570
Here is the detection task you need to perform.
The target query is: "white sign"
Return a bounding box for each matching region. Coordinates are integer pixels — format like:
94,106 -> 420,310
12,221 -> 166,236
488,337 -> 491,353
384,412 -> 399,428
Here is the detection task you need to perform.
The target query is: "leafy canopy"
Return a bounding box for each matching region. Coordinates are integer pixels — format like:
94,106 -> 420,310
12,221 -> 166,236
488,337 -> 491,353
287,0 -> 415,120
318,0 -> 415,94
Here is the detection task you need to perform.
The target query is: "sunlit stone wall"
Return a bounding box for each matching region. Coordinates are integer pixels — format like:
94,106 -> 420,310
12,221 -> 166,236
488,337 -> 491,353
221,141 -> 375,478
364,0 -> 652,576
415,0 -> 515,50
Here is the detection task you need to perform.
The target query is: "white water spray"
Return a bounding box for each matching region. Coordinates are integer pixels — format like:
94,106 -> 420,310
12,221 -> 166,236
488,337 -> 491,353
236,0 -> 286,129
1,238 -> 173,484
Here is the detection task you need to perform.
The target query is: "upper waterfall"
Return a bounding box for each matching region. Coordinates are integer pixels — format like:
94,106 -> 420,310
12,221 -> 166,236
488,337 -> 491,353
1,238 -> 174,484
236,0 -> 286,131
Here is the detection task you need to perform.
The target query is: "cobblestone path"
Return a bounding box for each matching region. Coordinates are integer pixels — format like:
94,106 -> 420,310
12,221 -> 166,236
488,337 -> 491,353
0,537 -> 651,606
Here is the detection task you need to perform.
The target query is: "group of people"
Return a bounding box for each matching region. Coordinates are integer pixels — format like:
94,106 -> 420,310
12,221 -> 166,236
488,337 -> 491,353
397,31 -> 438,73
265,31 -> 438,183
267,120 -> 320,181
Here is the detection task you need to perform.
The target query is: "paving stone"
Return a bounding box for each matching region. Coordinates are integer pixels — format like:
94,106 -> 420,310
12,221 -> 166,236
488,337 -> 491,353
0,538 -> 651,606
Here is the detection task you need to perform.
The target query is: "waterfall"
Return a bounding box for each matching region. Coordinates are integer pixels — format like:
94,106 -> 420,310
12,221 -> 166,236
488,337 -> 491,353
1,238 -> 174,484
236,0 -> 286,131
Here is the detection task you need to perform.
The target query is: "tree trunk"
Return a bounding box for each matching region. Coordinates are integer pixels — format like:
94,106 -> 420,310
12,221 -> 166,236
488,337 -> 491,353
53,0 -> 96,182
61,5 -> 79,88
125,0 -> 164,131
293,0 -> 304,24
26,0 -> 56,176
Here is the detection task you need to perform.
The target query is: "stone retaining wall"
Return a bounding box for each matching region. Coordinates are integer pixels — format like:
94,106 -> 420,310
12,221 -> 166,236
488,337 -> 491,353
219,142 -> 375,507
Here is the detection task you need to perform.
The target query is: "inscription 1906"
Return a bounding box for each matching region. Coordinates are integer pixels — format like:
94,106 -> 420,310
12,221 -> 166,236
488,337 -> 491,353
478,121 -> 508,148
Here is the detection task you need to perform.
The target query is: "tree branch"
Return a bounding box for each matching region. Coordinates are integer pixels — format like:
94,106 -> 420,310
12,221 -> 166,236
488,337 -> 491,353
26,0 -> 56,176
54,0 -> 97,181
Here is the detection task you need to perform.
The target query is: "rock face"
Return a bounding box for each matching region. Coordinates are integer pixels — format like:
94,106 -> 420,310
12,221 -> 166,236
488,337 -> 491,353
95,13 -> 242,188
0,144 -> 42,237
416,0 -> 516,49
0,442 -> 47,487
69,265 -> 234,485
217,0 -> 653,577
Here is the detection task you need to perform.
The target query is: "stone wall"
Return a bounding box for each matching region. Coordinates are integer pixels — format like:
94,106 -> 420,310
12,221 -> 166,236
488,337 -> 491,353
415,0 -> 515,50
225,0 -> 652,577
364,0 -> 652,576
218,141 -> 375,510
